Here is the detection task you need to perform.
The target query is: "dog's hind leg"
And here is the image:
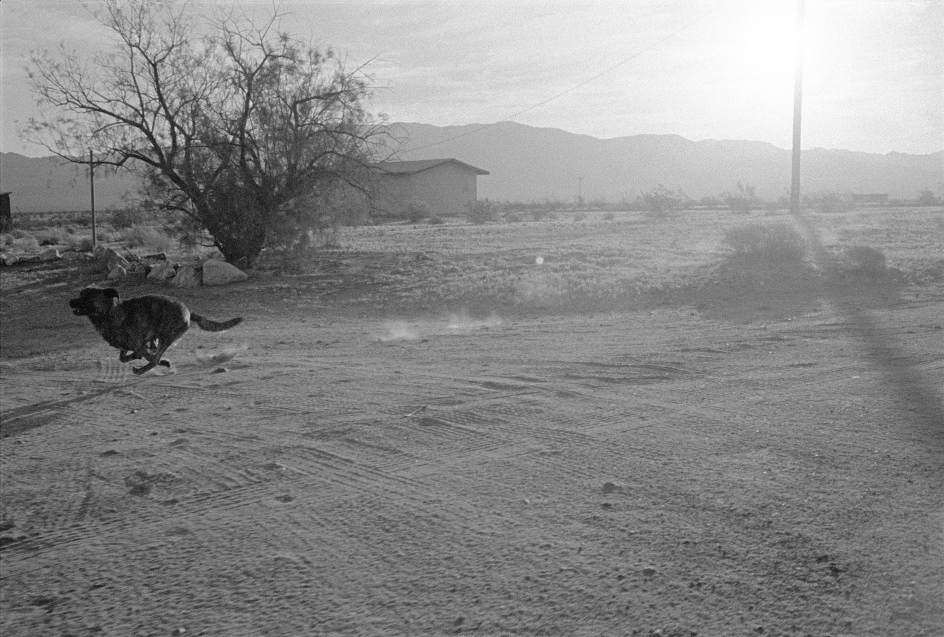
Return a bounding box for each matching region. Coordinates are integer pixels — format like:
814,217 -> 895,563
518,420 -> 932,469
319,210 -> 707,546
119,349 -> 143,363
131,338 -> 178,374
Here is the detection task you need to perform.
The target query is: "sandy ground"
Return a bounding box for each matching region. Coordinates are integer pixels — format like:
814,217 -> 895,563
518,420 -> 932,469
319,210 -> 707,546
1,211 -> 943,636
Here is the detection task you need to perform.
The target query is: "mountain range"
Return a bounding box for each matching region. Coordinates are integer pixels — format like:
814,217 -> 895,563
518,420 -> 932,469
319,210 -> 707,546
2,121 -> 941,212
389,122 -> 943,203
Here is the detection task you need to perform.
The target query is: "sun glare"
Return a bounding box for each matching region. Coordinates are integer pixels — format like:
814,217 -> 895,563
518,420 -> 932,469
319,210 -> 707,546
740,21 -> 801,80
717,2 -> 805,89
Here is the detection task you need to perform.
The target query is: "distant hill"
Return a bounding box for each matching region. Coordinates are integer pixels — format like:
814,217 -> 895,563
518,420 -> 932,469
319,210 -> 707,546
0,152 -> 139,213
387,121 -> 944,202
3,123 -> 942,212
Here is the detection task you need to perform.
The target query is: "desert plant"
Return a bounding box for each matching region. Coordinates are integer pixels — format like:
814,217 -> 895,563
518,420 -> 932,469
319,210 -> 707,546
403,200 -> 431,223
110,208 -> 138,230
468,199 -> 500,224
67,235 -> 95,251
26,0 -> 386,267
723,182 -> 760,214
842,245 -> 887,276
0,234 -> 14,247
13,237 -> 41,252
121,224 -> 174,253
427,215 -> 445,225
723,223 -> 807,262
638,185 -> 687,219
35,229 -> 65,246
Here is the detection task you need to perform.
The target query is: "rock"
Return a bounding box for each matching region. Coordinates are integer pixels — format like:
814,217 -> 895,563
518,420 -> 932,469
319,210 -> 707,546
143,252 -> 167,261
201,259 -> 248,286
107,265 -> 127,280
169,264 -> 201,288
602,481 -> 626,495
61,250 -> 93,262
39,248 -> 61,262
146,260 -> 177,281
96,246 -> 129,271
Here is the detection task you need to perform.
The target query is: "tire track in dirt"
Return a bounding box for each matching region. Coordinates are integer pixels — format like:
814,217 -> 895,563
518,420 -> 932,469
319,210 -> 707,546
0,441 -> 438,568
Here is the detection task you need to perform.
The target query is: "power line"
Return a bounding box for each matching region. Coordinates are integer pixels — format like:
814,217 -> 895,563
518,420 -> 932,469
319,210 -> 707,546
401,0 -> 731,154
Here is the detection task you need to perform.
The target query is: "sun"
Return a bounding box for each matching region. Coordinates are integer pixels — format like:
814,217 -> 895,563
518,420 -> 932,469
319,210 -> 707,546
742,21 -> 801,78
727,5 -> 804,88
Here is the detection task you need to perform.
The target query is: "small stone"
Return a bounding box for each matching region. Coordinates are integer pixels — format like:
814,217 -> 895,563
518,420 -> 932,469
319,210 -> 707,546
107,265 -> 126,280
602,481 -> 626,495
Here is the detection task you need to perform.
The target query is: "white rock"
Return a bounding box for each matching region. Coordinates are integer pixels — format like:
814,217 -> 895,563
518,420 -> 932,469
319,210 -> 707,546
107,265 -> 127,280
169,264 -> 201,287
97,246 -> 129,271
201,259 -> 248,286
147,260 -> 177,281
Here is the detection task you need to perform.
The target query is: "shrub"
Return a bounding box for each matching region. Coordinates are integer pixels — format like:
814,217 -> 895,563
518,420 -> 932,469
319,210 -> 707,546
723,182 -> 760,214
110,208 -> 138,230
843,245 -> 886,276
403,200 -> 431,223
13,237 -> 41,252
0,234 -> 14,247
602,211 -> 616,221
67,235 -> 95,251
638,185 -> 687,219
35,229 -> 65,246
121,224 -> 174,253
427,215 -> 445,225
723,223 -> 807,262
11,229 -> 32,240
469,199 -> 500,224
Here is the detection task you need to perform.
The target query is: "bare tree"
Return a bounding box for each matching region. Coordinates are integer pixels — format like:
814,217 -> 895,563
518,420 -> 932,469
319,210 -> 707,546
25,0 -> 386,266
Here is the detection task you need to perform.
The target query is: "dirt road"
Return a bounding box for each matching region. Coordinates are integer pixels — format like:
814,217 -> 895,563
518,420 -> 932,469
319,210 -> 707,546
2,267 -> 942,635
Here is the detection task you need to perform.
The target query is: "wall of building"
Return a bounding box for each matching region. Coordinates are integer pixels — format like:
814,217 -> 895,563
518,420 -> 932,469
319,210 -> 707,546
373,163 -> 479,217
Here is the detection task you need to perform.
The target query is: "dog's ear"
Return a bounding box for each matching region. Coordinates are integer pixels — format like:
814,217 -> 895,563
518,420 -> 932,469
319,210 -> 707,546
103,288 -> 120,307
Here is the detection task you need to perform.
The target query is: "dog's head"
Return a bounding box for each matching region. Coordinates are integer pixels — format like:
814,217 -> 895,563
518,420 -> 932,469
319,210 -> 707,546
69,286 -> 120,318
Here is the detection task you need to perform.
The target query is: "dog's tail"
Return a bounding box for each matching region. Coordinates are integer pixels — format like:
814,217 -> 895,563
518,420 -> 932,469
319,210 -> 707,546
191,314 -> 243,332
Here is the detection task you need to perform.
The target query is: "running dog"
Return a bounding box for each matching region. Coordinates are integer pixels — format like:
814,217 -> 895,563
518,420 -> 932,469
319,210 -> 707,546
69,286 -> 243,375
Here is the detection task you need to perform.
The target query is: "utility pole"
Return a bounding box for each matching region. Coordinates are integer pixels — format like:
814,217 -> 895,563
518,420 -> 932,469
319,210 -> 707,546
790,0 -> 804,218
89,149 -> 97,248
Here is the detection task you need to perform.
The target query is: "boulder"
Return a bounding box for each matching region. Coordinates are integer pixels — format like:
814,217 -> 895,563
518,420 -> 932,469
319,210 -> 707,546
201,259 -> 248,286
39,248 -> 61,262
96,246 -> 129,271
146,260 -> 177,282
107,265 -> 127,280
169,264 -> 201,288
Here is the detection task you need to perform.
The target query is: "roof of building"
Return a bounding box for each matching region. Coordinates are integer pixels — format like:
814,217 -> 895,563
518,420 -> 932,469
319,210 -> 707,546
374,158 -> 489,176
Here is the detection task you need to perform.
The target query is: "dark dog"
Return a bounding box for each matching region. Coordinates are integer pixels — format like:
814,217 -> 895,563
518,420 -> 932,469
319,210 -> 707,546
69,286 -> 242,375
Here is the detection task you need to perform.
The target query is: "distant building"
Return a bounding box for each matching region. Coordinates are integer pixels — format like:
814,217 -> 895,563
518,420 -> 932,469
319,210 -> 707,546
0,192 -> 11,233
372,159 -> 489,217
850,193 -> 889,206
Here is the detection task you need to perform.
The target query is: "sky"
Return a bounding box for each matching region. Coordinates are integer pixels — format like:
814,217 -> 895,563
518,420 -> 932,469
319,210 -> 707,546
1,0 -> 942,158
